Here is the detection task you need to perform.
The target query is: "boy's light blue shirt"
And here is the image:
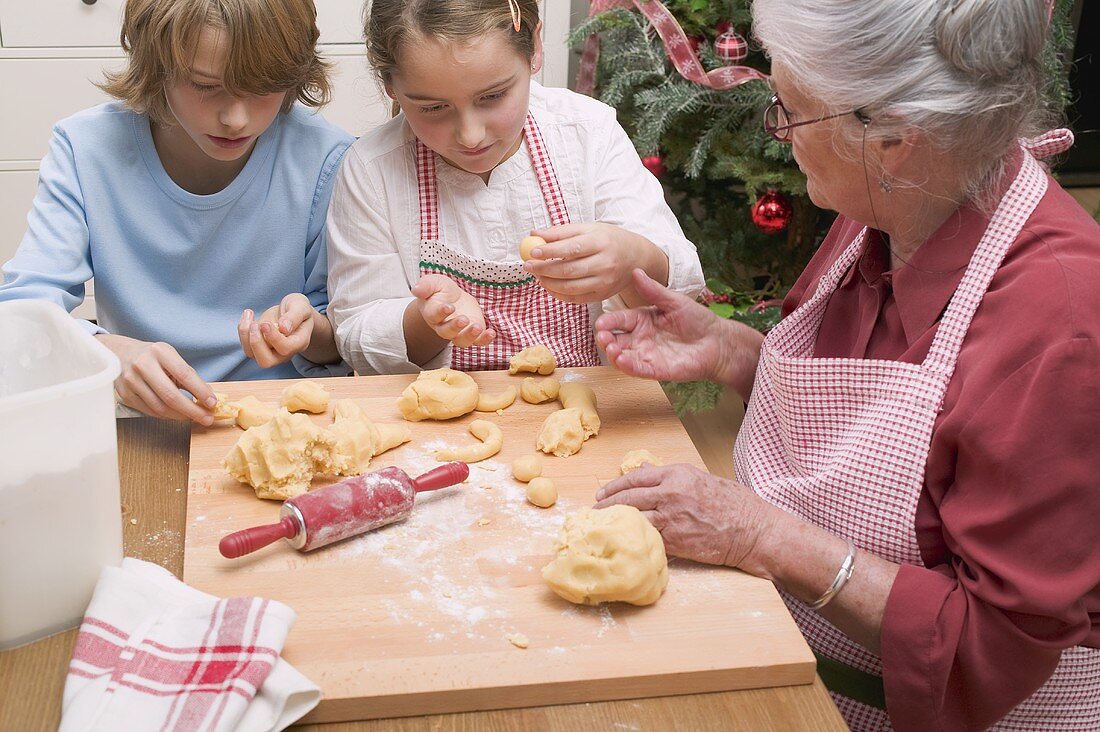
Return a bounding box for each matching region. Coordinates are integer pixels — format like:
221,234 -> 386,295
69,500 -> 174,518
0,102 -> 353,381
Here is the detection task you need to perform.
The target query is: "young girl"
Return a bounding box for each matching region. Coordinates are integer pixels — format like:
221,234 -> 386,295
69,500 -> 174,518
0,0 -> 353,424
325,0 -> 705,374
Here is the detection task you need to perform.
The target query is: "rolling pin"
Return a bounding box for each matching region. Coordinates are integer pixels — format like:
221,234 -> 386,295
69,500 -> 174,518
219,462 -> 469,558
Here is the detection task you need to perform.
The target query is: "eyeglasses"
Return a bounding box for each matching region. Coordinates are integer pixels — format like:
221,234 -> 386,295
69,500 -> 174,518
763,95 -> 867,143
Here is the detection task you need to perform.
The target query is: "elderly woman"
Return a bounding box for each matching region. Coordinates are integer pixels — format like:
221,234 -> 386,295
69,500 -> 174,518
593,1 -> 1100,730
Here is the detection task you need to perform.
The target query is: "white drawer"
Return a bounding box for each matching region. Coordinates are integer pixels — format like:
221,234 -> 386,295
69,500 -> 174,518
0,169 -> 96,320
0,169 -> 36,262
0,0 -> 364,48
0,57 -> 125,162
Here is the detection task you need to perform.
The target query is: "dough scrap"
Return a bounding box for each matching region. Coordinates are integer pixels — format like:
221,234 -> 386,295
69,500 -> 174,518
207,393 -> 238,421
511,454 -> 543,483
397,368 -> 479,421
223,409 -> 336,501
519,235 -> 545,262
526,476 -> 557,508
281,380 -> 330,414
507,632 -> 530,649
558,382 -> 600,438
233,395 -> 277,429
324,400 -> 412,476
536,408 -> 587,457
520,377 -> 560,404
508,345 -> 556,375
476,386 -> 517,412
620,449 -> 664,474
542,505 -> 668,606
436,419 -> 504,463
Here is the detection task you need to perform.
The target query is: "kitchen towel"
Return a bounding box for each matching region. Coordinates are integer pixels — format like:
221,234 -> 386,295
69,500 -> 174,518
60,557 -> 319,732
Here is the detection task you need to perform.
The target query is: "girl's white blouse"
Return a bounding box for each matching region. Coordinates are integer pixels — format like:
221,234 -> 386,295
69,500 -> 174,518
325,81 -> 706,375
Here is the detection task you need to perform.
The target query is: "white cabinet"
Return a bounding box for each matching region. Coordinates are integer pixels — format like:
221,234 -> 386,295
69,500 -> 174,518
0,0 -> 572,320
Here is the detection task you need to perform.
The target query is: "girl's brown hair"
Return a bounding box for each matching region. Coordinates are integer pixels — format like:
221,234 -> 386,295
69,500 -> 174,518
365,0 -> 541,86
100,0 -> 332,125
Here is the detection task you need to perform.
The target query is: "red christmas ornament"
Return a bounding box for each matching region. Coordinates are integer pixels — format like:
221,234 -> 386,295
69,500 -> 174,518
641,153 -> 666,178
714,30 -> 749,64
687,34 -> 706,56
751,190 -> 793,235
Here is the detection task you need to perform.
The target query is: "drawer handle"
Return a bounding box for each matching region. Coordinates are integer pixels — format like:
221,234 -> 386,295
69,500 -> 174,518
82,0 -> 98,5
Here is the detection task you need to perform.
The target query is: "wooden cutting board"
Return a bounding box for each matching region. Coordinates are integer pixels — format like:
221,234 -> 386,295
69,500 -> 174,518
183,366 -> 815,723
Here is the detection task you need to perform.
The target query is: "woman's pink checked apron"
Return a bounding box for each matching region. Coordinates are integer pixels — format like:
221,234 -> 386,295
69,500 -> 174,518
414,114 -> 600,371
733,135 -> 1100,731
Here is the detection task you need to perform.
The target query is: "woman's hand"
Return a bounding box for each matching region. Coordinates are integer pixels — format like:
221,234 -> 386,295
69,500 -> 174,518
238,294 -> 328,369
523,223 -> 668,304
96,334 -> 216,424
594,463 -> 774,569
411,273 -> 496,348
593,268 -> 730,382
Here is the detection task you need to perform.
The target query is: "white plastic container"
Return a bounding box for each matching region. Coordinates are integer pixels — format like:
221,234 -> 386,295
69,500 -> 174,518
0,300 -> 123,649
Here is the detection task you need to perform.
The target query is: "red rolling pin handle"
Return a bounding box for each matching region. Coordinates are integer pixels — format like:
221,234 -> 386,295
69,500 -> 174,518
218,462 -> 470,559
412,461 -> 470,492
219,514 -> 300,559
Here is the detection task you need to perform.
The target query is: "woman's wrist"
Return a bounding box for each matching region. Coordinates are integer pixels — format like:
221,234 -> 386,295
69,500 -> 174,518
711,318 -> 764,398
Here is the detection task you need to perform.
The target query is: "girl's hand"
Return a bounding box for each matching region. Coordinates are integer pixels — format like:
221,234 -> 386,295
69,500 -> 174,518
594,463 -> 774,569
96,333 -> 216,424
238,294 -> 320,368
411,274 -> 496,348
524,222 -> 663,303
593,268 -> 729,382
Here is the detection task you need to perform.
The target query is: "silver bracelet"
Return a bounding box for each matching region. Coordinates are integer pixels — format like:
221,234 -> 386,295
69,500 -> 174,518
806,539 -> 858,611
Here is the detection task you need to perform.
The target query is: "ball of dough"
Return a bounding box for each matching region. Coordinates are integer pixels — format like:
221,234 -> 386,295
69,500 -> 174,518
536,408 -> 586,457
281,380 -> 330,414
526,477 -> 557,508
520,376 -> 560,404
232,395 -> 276,429
223,409 -> 336,501
620,449 -> 664,474
508,345 -> 556,375
542,505 -> 668,606
397,368 -> 479,421
519,235 -> 546,261
512,454 -> 543,482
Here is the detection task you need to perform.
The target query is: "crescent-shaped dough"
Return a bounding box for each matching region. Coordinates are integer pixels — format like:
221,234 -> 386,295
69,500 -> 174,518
476,386 -> 518,412
435,419 -> 504,463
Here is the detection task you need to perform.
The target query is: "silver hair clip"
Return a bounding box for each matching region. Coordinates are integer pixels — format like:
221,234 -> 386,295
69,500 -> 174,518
508,0 -> 522,32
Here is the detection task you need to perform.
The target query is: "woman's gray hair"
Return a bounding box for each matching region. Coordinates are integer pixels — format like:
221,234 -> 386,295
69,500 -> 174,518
753,0 -> 1056,206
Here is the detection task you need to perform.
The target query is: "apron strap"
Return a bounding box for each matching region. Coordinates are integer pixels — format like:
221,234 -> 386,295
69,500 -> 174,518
415,139 -> 440,242
523,113 -> 571,227
414,112 -> 572,241
922,151 -> 1048,379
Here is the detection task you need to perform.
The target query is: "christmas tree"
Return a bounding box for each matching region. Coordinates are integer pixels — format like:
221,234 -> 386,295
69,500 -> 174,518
570,0 -> 1078,412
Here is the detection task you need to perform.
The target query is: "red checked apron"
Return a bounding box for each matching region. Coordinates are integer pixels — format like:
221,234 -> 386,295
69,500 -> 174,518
414,114 -> 601,371
733,135 -> 1100,731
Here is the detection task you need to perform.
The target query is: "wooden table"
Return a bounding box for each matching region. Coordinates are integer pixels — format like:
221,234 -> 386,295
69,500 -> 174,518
0,396 -> 847,731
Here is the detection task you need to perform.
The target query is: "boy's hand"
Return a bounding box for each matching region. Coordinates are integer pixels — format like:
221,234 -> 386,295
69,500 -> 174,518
523,222 -> 665,304
239,293 -> 319,368
411,274 -> 495,348
96,333 -> 216,424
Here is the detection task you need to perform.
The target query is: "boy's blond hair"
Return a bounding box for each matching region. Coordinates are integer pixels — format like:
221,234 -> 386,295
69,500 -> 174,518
365,0 -> 541,86
101,0 -> 331,125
